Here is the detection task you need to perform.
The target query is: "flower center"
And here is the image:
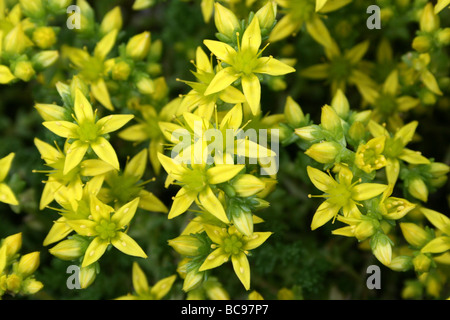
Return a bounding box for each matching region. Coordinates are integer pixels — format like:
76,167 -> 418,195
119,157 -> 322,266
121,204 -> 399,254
182,166 -> 208,193
78,121 -> 99,142
223,234 -> 243,255
95,219 -> 117,241
232,50 -> 259,75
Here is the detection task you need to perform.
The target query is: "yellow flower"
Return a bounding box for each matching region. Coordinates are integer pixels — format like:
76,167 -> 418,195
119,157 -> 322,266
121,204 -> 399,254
98,148 -> 168,213
0,153 -> 19,205
119,99 -> 183,175
199,225 -> 272,290
178,46 -> 246,120
368,120 -> 430,185
203,17 -> 295,115
42,89 -> 134,174
63,29 -> 119,110
355,136 -> 387,173
307,165 -> 387,230
116,262 -> 177,300
66,196 -> 147,267
269,0 -> 351,42
158,152 -> 245,223
301,19 -> 376,95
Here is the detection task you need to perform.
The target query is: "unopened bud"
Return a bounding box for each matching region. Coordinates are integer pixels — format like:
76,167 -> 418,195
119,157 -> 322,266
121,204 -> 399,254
32,27 -> 57,49
284,96 -> 305,127
438,28 -> 450,45
214,3 -> 240,38
400,222 -> 431,248
255,1 -> 277,30
17,252 -> 40,277
126,32 -> 151,60
412,35 -> 431,53
14,61 -> 35,82
49,239 -> 84,261
305,141 -> 340,164
412,253 -> 432,273
168,235 -> 203,256
420,3 -> 440,32
112,61 -> 132,81
407,177 -> 428,202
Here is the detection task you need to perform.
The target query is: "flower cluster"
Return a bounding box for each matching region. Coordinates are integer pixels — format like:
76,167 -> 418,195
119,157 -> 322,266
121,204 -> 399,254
0,233 -> 43,299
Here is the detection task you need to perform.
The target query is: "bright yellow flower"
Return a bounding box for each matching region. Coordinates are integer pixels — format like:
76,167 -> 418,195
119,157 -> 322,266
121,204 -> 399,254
42,89 -> 134,174
66,196 -> 147,267
368,120 -> 430,185
63,29 -> 119,110
199,225 -> 272,290
158,152 -> 245,223
307,165 -> 387,230
203,17 -> 295,115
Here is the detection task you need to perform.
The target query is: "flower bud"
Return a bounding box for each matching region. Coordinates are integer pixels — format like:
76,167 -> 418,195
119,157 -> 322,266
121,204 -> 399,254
321,105 -> 342,133
17,252 -> 40,277
100,6 -> 123,35
388,255 -> 412,272
428,162 -> 450,178
136,76 -> 155,95
133,0 -> 155,10
437,28 -> 450,45
248,291 -> 264,300
112,61 -> 132,81
400,222 -> 431,248
214,3 -> 240,38
14,61 -> 36,82
32,51 -> 59,69
47,0 -> 72,12
126,31 -> 151,60
204,279 -> 230,300
79,264 -> 97,289
420,3 -> 440,32
331,89 -> 350,118
6,274 -> 21,294
3,233 -> 22,258
32,27 -> 57,49
49,239 -> 85,261
255,1 -> 277,30
295,126 -> 320,142
168,235 -> 203,256
354,220 -> 376,241
232,174 -> 266,198
371,233 -> 392,266
407,177 -> 428,202
412,35 -> 431,53
19,0 -> 44,18
4,24 -> 34,54
305,141 -> 340,164
35,104 -> 66,121
232,210 -> 254,237
183,270 -> 204,292
22,278 -> 44,295
284,96 -> 305,127
412,253 -> 432,273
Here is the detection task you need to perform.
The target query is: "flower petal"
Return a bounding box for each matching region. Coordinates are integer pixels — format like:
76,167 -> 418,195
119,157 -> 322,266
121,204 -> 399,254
204,67 -> 240,96
168,187 -> 196,219
231,252 -> 251,290
91,137 -> 120,170
43,121 -> 79,138
207,164 -> 244,185
97,114 -> 134,135
74,89 -> 95,124
199,248 -> 229,271
203,40 -> 236,65
352,183 -> 388,201
64,140 -> 89,174
0,183 -> 18,205
111,232 -> 148,258
311,200 -> 340,230
112,198 -> 140,227
241,73 -> 261,116
199,186 -> 229,223
253,57 -> 296,76
82,237 -> 109,267
306,166 -> 336,192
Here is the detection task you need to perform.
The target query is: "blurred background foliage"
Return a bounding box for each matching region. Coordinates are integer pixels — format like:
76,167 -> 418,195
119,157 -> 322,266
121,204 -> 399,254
0,0 -> 449,299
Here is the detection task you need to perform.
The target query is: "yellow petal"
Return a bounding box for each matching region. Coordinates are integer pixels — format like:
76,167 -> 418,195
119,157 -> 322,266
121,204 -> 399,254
352,183 -> 387,201
0,153 -> 14,182
0,65 -> 16,84
199,186 -> 229,223
0,183 -> 18,205
311,200 -> 340,230
204,67 -> 239,96
306,166 -> 337,192
94,29 -> 118,61
64,140 -> 89,174
241,73 -> 261,116
207,164 -> 244,185
203,40 -> 236,65
168,187 -> 196,219
345,41 -> 370,65
199,248 -> 229,271
138,190 -> 168,213
231,252 -> 251,290
119,124 -> 150,142
91,79 -> 114,111
111,232 -> 148,258
300,63 -> 330,79
243,232 -> 272,250
43,217 -> 73,246
268,14 -> 301,42
241,17 -> 261,55
253,57 -> 296,76
112,198 -> 140,228
421,237 -> 450,254
132,262 -> 149,296
43,121 -> 79,138
150,275 -> 177,300
82,237 -> 109,267
91,137 -> 120,170
98,114 -> 134,135
124,149 -> 147,179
